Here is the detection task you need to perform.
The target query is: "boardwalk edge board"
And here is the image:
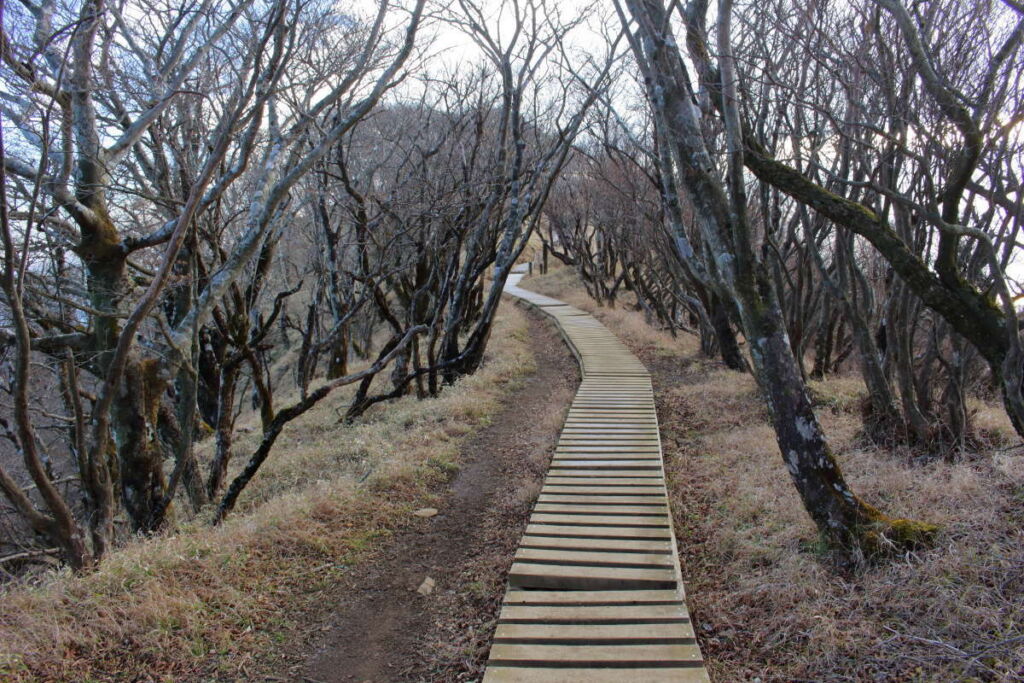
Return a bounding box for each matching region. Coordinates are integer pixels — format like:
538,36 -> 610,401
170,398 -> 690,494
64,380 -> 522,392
480,272 -> 710,682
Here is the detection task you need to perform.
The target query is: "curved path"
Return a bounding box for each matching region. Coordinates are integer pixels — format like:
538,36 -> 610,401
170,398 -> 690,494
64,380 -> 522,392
482,273 -> 710,682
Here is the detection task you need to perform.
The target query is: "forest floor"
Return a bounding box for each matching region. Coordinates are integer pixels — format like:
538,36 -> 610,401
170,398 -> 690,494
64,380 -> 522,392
4,271 -> 1024,682
526,266 -> 1024,683
0,302 -> 574,681
296,308 -> 577,682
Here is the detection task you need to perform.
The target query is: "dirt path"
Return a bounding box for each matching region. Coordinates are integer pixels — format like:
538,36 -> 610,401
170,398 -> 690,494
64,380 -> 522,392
300,306 -> 578,682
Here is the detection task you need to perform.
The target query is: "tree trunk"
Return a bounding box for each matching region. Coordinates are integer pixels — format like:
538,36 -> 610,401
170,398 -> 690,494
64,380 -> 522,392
619,0 -> 936,557
326,323 -> 350,379
113,357 -> 169,532
709,293 -> 745,370
811,305 -> 838,379
741,275 -> 895,539
207,363 -> 240,499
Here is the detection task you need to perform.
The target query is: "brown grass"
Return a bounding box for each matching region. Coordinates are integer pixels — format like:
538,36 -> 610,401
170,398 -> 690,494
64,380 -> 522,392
527,266 -> 1024,682
0,305 -> 535,681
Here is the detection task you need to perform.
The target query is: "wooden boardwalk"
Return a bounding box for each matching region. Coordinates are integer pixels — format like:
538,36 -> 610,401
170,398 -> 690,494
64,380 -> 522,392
482,273 -> 709,682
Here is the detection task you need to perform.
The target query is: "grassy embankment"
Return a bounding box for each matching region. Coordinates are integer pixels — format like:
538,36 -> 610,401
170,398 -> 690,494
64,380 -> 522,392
0,305 -> 535,681
526,266 -> 1023,682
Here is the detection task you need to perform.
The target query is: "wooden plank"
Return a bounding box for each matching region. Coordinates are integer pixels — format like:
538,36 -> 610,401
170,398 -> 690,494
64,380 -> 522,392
556,443 -> 660,449
529,513 -> 669,527
487,643 -> 702,664
560,428 -> 659,432
508,562 -> 677,590
537,494 -> 668,505
559,432 -> 659,437
558,442 -> 661,447
568,409 -> 653,414
500,602 -> 689,621
514,548 -> 673,569
562,421 -> 658,428
546,474 -> 665,483
550,458 -> 662,464
494,622 -> 695,642
568,405 -> 654,410
540,488 -> 666,496
544,473 -> 663,483
519,536 -> 672,553
524,524 -> 672,540
543,479 -> 664,487
567,413 -> 654,418
571,396 -> 654,400
554,450 -> 662,457
543,483 -> 664,490
570,403 -> 653,407
561,422 -> 656,427
553,453 -> 662,459
483,667 -> 711,683
550,456 -> 662,463
558,440 -> 661,444
572,398 -> 653,402
565,416 -> 656,422
571,402 -> 653,405
541,487 -> 667,496
570,407 -> 655,411
569,404 -> 653,409
533,504 -> 669,516
556,444 -> 661,451
563,416 -> 657,420
557,444 -> 659,448
570,402 -> 655,407
503,589 -> 682,605
570,397 -> 652,401
554,452 -> 661,458
545,471 -> 664,479
543,478 -> 664,486
557,433 -> 659,439
569,409 -> 655,413
549,456 -> 661,463
549,464 -> 663,472
558,436 -> 660,442
559,434 -> 660,440
561,424 -> 658,430
572,388 -> 650,394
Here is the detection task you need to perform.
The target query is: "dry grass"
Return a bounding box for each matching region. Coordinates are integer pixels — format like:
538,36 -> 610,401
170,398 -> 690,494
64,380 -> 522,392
0,305 -> 535,682
527,266 -> 1024,682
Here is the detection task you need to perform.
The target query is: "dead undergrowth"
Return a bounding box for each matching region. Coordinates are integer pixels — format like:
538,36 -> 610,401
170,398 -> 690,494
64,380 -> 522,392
0,306 -> 535,682
527,266 -> 1024,683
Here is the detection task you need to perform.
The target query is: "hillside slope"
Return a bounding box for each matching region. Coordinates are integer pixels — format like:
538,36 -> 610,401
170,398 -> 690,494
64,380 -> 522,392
0,305 -> 540,681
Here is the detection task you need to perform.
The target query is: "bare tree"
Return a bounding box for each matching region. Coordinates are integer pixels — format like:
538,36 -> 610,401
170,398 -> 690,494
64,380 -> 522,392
0,0 -> 426,566
612,0 -> 937,557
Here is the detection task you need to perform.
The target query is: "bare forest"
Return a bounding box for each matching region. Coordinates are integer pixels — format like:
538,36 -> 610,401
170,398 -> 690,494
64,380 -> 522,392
0,0 -> 1022,679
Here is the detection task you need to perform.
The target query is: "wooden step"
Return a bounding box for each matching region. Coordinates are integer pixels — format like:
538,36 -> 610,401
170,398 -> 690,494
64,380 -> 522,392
519,535 -> 672,553
487,642 -> 702,665
483,667 -> 710,683
538,494 -> 668,505
494,622 -> 695,642
524,523 -> 673,540
529,513 -> 670,527
503,589 -> 683,604
514,547 -> 674,569
508,562 -> 678,590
